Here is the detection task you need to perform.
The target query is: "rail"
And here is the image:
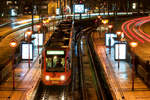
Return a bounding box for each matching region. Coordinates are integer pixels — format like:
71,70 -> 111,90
77,34 -> 88,100
71,19 -> 96,100
76,26 -> 102,100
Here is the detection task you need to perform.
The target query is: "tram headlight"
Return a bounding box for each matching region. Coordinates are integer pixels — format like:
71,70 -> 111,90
60,75 -> 65,81
45,75 -> 50,81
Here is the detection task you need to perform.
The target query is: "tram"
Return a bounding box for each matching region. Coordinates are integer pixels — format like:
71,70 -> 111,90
41,21 -> 72,86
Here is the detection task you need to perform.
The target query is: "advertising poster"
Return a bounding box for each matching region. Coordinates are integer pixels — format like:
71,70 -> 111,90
21,43 -> 33,60
33,33 -> 43,46
114,43 -> 127,60
73,4 -> 85,14
56,8 -> 60,15
105,33 -> 117,47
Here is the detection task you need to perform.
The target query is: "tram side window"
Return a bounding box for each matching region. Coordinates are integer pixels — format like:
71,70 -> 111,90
67,58 -> 71,71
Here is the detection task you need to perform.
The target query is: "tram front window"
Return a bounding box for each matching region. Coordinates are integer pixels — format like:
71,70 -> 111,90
46,56 -> 65,72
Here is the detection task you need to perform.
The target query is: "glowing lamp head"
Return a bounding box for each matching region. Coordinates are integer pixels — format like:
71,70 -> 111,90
43,20 -> 46,24
46,19 -> 50,23
116,31 -> 122,36
36,24 -> 41,29
102,19 -> 109,24
130,42 -> 138,48
108,25 -> 113,29
25,30 -> 32,36
97,15 -> 101,19
9,40 -> 17,48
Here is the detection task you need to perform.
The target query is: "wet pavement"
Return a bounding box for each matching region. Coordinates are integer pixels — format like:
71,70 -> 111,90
92,31 -> 150,100
0,28 -> 53,100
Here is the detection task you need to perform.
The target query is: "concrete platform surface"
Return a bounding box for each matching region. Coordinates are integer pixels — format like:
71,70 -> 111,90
92,31 -> 150,100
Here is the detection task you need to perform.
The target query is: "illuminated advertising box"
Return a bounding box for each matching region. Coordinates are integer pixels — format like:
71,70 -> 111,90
85,9 -> 88,13
56,8 -> 60,15
114,43 -> 127,60
11,9 -> 17,16
21,43 -> 33,60
32,33 -> 43,46
73,4 -> 85,14
105,33 -> 117,47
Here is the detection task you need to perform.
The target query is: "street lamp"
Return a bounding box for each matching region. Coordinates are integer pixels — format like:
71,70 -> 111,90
101,19 -> 109,37
97,15 -> 102,19
43,20 -> 46,24
116,31 -> 123,69
9,40 -> 17,89
102,19 -> 109,25
25,30 -> 32,69
116,31 -> 122,36
130,41 -> 138,91
42,20 -> 48,43
108,24 -> 113,54
108,24 -> 113,32
102,19 -> 109,32
52,16 -> 55,32
36,24 -> 41,55
36,24 -> 41,29
24,30 -> 32,41
89,11 -> 92,19
25,30 -> 32,38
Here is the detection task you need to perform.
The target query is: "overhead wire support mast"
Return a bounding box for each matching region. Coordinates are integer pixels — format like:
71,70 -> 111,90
32,0 -> 34,33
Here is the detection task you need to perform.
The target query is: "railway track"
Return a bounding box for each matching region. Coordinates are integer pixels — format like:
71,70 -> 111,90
74,26 -> 101,100
75,25 -> 114,100
34,82 -> 72,100
77,35 -> 98,100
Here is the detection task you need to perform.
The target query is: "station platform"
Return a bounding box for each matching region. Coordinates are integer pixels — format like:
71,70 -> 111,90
0,31 -> 53,100
92,31 -> 150,100
0,50 -> 41,100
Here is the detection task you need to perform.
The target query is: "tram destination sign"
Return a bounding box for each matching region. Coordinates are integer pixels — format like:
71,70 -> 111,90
46,50 -> 65,55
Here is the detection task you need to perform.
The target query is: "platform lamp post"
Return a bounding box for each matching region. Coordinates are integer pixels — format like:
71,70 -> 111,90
52,16 -> 55,32
102,19 -> 109,42
42,20 -> 47,43
116,31 -> 122,69
25,30 -> 32,69
102,19 -> 109,25
89,11 -> 92,19
102,19 -> 109,33
130,41 -> 138,91
36,24 -> 41,55
97,15 -> 102,19
9,40 -> 17,90
97,15 -> 102,25
108,24 -> 113,54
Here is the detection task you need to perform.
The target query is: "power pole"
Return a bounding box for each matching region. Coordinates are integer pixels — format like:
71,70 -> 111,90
32,0 -> 34,33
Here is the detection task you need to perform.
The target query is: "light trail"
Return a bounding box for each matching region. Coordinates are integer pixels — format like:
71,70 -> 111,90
121,16 -> 150,43
133,18 -> 150,42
